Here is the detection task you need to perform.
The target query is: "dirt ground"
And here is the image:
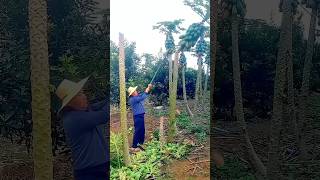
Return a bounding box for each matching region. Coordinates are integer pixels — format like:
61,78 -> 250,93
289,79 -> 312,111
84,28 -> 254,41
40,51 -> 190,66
0,138 -> 73,180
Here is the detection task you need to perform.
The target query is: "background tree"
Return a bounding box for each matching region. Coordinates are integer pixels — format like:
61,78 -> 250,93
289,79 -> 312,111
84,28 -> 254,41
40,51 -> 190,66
179,52 -> 194,117
195,36 -> 207,102
267,0 -> 297,178
298,0 -> 319,160
221,0 -> 267,177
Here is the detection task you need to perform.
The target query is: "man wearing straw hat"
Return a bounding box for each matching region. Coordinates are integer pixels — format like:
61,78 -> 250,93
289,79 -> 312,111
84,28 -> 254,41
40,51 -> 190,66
56,76 -> 108,180
127,84 -> 153,152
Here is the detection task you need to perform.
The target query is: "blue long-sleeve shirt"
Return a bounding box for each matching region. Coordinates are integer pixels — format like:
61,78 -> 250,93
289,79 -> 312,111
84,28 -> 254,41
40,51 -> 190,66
61,99 -> 109,170
129,92 -> 149,116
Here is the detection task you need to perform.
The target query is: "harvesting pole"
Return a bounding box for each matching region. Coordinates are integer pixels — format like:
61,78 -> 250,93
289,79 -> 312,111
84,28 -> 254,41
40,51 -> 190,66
118,32 -> 130,165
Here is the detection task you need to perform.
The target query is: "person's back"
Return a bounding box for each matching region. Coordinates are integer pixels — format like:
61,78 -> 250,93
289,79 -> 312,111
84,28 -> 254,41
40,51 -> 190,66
62,101 -> 108,170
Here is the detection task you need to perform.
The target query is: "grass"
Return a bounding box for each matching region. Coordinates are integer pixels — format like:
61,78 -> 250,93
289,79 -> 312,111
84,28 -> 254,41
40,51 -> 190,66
176,112 -> 209,143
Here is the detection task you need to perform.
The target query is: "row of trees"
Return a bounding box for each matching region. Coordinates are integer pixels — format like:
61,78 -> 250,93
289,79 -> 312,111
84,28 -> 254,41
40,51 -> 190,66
213,0 -> 320,178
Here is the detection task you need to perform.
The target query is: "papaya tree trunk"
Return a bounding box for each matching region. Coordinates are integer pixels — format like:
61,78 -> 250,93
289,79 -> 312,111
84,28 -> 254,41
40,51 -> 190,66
195,56 -> 202,102
298,6 -> 317,160
28,0 -> 53,179
231,7 -> 266,177
182,65 -> 193,117
204,62 -> 209,93
168,53 -> 173,96
168,52 -> 179,142
118,33 -> 130,165
267,0 -> 293,178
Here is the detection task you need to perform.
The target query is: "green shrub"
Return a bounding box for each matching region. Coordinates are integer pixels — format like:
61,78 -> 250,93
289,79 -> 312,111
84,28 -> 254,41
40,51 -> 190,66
213,156 -> 255,179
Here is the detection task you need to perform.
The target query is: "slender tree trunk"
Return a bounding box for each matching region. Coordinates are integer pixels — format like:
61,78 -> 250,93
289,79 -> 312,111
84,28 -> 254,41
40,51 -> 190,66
28,0 -> 53,179
267,0 -> 293,178
182,65 -> 193,117
168,52 -> 179,142
118,33 -> 130,165
204,62 -> 209,93
168,53 -> 173,96
195,56 -> 202,102
231,7 -> 266,177
298,6 -> 317,160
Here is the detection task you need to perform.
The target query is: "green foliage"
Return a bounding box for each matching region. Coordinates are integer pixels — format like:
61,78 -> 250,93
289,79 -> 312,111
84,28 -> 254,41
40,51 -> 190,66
221,0 -> 246,17
1,0 -> 108,152
183,0 -> 210,23
213,156 -> 255,179
110,133 -> 190,179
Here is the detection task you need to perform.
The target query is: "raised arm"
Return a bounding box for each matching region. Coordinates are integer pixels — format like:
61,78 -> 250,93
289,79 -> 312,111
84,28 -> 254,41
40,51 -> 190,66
130,84 -> 153,103
64,107 -> 108,134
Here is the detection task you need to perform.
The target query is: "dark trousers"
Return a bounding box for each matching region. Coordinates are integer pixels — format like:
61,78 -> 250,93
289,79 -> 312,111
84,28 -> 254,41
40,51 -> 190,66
132,113 -> 145,148
74,162 -> 109,180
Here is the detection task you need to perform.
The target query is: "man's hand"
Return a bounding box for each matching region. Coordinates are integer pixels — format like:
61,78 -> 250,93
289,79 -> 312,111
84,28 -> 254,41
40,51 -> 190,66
145,84 -> 153,93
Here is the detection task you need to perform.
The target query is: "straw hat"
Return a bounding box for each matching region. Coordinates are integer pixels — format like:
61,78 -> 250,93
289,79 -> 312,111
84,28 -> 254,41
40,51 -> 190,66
55,76 -> 90,111
127,86 -> 138,96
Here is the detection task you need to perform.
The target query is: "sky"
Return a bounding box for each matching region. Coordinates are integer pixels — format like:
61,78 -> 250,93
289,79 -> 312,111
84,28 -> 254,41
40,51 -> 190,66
110,0 -> 204,69
110,0 -> 316,70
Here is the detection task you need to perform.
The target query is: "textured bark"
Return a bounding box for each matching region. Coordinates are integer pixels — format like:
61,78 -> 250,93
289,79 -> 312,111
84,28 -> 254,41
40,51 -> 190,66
231,7 -> 266,177
118,33 -> 130,165
168,53 -> 173,95
182,65 -> 193,117
298,6 -> 317,160
267,0 -> 292,178
28,0 -> 53,179
159,116 -> 165,144
168,52 -> 179,142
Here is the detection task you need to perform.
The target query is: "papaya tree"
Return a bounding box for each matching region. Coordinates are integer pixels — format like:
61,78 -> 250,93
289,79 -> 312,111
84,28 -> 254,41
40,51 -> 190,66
221,0 -> 267,177
179,52 -> 193,116
267,0 -> 297,178
195,36 -> 207,102
28,0 -> 53,179
153,20 -> 184,142
153,19 -> 184,96
118,33 -> 130,165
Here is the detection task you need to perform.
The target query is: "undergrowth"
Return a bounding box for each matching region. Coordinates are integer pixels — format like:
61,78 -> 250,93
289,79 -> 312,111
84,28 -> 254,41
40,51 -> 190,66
110,132 -> 191,179
176,112 -> 208,143
212,156 -> 255,180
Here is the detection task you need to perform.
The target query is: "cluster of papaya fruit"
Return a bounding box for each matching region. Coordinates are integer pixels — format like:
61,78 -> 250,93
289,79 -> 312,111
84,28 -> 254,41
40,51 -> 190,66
195,36 -> 207,55
165,33 -> 175,54
179,22 -> 206,51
